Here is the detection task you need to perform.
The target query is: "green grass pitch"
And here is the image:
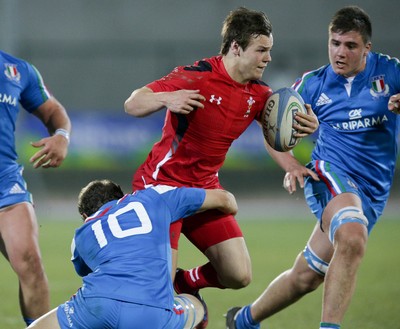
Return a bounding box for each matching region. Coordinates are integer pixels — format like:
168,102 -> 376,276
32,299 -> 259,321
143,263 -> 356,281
1,218 -> 399,328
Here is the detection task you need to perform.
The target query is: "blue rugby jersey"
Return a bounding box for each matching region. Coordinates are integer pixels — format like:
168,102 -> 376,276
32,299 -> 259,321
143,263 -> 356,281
293,52 -> 400,212
0,50 -> 51,175
71,185 -> 205,311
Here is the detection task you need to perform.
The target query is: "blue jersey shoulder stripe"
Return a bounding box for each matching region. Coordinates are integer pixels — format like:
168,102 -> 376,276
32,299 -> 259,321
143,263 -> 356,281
293,66 -> 324,94
376,52 -> 400,66
30,64 -> 51,101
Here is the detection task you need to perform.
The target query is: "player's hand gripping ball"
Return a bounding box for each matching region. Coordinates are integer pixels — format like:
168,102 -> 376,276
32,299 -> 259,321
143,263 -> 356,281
262,87 -> 307,152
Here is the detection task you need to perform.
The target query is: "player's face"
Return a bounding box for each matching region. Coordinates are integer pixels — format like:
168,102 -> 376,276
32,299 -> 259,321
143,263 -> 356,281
328,31 -> 371,77
237,34 -> 273,83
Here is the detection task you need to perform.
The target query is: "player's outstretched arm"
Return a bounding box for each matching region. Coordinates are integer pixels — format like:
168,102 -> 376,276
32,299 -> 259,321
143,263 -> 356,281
199,189 -> 238,215
264,141 -> 319,194
124,86 -> 205,117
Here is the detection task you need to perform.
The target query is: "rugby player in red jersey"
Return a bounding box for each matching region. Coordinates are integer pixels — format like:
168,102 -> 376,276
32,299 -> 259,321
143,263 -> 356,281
124,7 -> 318,328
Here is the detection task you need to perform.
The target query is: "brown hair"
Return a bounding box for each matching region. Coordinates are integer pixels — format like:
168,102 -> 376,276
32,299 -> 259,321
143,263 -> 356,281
220,7 -> 272,55
78,179 -> 124,218
329,6 -> 372,44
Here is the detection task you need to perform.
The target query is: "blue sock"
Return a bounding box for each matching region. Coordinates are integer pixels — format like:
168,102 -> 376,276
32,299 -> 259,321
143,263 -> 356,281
235,305 -> 260,329
320,322 -> 340,329
24,317 -> 35,326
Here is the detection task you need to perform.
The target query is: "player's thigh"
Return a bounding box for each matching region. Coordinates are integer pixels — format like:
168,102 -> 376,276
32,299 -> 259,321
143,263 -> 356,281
307,222 -> 334,263
119,303 -> 184,329
28,308 -> 60,329
182,211 -> 243,252
0,202 -> 41,266
321,192 -> 362,232
59,293 -> 181,329
58,293 -> 121,329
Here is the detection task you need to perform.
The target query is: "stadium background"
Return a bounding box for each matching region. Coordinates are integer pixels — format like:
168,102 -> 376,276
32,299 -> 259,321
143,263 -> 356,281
1,0 -> 399,219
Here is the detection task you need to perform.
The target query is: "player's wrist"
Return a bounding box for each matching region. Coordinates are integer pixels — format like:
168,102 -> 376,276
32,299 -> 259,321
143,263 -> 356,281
55,128 -> 70,144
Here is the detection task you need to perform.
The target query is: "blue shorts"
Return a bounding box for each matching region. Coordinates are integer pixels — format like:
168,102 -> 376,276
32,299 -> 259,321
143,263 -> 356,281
0,165 -> 32,210
304,160 -> 380,233
57,290 -> 186,329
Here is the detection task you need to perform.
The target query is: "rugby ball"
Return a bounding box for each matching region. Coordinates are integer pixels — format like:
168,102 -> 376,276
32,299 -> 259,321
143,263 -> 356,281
262,87 -> 307,152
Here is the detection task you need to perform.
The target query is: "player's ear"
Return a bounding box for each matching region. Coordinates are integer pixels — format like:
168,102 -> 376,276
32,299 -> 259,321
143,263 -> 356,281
364,41 -> 372,56
231,40 -> 241,56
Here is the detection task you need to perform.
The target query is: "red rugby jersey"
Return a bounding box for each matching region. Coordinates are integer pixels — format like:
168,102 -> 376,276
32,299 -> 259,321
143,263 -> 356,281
133,56 -> 272,189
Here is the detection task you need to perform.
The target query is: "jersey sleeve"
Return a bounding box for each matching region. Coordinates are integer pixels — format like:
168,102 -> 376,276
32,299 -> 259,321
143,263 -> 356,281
70,237 -> 92,277
151,185 -> 206,221
387,56 -> 400,94
20,63 -> 51,112
292,76 -> 312,105
146,61 -> 207,92
254,86 -> 273,122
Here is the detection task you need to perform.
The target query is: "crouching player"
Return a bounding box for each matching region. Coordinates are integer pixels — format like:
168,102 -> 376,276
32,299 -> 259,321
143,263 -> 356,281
27,179 -> 238,329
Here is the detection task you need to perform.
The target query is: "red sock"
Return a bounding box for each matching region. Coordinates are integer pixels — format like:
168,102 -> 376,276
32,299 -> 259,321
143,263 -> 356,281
175,263 -> 225,293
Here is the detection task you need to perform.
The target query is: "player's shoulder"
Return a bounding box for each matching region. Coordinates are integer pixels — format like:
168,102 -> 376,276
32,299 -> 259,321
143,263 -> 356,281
292,64 -> 329,94
183,57 -> 215,73
0,50 -> 37,85
0,50 -> 29,67
141,184 -> 202,201
370,52 -> 400,69
150,184 -> 178,195
131,185 -> 178,203
167,57 -> 215,85
249,79 -> 272,96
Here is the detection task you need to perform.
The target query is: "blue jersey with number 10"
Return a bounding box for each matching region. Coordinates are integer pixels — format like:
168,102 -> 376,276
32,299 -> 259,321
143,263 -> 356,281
71,185 -> 205,311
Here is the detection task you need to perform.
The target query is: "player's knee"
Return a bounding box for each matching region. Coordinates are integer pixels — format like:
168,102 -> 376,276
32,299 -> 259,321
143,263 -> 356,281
235,269 -> 252,288
292,267 -> 323,293
329,206 -> 368,245
330,207 -> 368,260
11,250 -> 44,281
222,267 -> 252,289
334,227 -> 367,259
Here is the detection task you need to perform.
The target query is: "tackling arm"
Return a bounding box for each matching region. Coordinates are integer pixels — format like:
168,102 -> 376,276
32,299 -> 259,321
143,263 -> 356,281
198,189 -> 238,216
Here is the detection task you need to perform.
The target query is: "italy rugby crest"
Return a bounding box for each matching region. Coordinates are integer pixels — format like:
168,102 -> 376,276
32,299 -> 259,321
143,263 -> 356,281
370,75 -> 389,98
4,63 -> 21,82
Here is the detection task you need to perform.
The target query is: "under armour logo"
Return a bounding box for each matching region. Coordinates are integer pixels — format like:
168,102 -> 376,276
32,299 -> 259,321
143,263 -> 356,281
209,95 -> 222,105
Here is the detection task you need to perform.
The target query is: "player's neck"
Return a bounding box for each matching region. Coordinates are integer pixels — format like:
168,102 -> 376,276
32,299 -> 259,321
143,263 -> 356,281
222,55 -> 248,85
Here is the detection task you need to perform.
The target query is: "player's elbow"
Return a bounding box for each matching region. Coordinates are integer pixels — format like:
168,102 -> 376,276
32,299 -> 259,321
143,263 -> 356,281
123,89 -> 144,116
124,98 -> 144,117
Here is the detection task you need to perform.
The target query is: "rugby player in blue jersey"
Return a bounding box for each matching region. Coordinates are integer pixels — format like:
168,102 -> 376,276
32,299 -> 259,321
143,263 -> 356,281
226,6 -> 400,329
0,50 -> 71,326
27,179 -> 238,329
